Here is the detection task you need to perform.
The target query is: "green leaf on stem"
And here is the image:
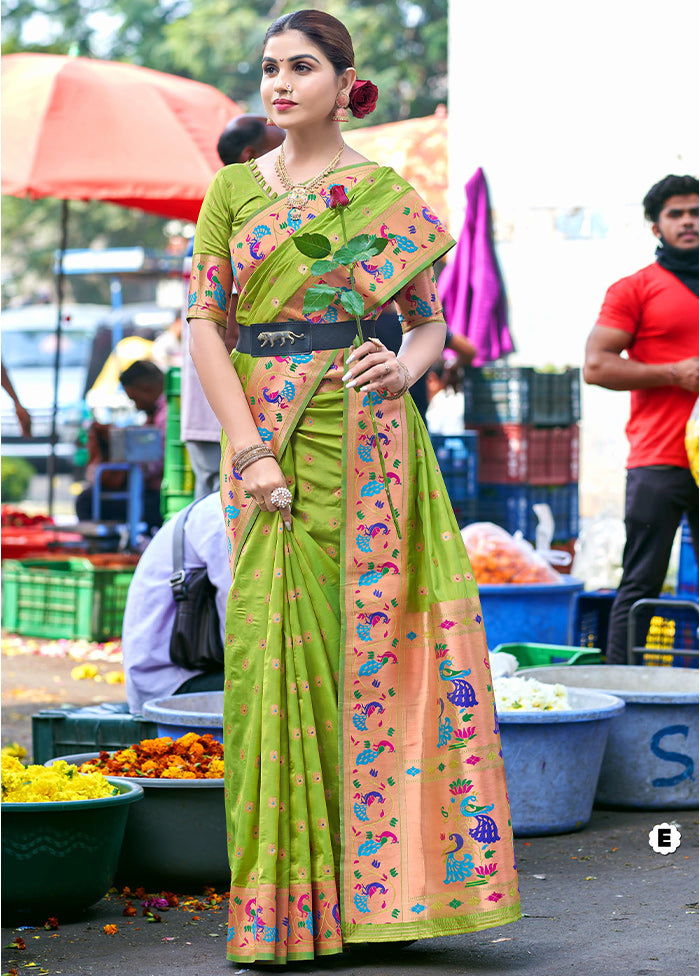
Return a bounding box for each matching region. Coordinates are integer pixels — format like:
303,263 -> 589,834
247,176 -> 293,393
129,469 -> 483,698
293,233 -> 332,258
310,258 -> 342,275
302,283 -> 338,315
340,290 -> 365,318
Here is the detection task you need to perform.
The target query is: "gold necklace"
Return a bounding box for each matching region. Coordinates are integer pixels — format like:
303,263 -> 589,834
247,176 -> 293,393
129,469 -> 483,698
275,144 -> 345,219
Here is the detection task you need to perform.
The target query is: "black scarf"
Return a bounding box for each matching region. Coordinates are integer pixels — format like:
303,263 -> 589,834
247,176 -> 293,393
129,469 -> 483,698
655,237 -> 699,296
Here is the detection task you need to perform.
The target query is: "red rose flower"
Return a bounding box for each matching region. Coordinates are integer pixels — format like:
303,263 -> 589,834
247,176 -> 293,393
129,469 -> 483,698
328,184 -> 350,208
349,79 -> 379,119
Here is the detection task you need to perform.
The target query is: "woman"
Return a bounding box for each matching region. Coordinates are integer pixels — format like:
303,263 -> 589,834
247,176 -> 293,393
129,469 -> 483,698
188,10 -> 521,965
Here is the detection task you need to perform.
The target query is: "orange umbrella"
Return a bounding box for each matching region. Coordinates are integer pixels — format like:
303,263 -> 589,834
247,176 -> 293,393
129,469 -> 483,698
1,53 -> 241,220
346,108 -> 448,220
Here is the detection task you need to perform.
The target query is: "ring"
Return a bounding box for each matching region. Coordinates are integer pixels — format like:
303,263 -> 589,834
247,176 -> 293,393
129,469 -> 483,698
384,362 -> 391,373
270,486 -> 293,509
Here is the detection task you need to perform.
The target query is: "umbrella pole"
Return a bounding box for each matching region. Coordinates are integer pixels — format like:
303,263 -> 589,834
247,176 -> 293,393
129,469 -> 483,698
47,198 -> 69,517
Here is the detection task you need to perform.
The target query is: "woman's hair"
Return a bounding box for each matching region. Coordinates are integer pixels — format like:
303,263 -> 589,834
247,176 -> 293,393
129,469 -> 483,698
263,9 -> 354,74
643,175 -> 699,222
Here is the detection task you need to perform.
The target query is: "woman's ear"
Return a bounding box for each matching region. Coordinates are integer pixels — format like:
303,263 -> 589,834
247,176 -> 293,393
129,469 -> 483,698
338,66 -> 356,97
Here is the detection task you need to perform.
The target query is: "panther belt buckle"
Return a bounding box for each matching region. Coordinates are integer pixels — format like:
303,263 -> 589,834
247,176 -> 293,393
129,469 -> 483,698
253,324 -> 312,355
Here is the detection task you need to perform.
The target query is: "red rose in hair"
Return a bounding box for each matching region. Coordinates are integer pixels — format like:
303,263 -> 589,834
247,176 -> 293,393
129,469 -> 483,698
349,79 -> 379,119
328,184 -> 350,208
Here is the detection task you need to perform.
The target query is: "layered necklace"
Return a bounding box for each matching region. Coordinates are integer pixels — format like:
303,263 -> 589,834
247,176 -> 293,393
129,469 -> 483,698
275,143 -> 345,220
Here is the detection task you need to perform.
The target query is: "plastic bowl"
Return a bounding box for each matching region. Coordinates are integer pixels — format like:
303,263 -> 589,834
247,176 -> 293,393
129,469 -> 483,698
497,687 -> 625,836
47,753 -> 228,889
1,777 -> 143,924
142,691 -> 224,740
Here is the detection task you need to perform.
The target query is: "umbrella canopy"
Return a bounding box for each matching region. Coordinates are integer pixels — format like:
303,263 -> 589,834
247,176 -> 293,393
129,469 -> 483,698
1,53 -> 241,221
345,109 -> 448,220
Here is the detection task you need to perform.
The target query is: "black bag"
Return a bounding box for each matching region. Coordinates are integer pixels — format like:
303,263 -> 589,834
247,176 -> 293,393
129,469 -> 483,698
168,499 -> 224,672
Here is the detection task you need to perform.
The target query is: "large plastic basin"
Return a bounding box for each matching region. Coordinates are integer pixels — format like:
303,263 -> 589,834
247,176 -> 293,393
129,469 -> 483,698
142,691 -> 224,741
498,687 -> 625,836
47,753 -> 228,889
478,579 -> 584,649
518,665 -> 698,809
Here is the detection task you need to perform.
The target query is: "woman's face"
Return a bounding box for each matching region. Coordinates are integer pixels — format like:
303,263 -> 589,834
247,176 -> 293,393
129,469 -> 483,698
261,30 -> 352,130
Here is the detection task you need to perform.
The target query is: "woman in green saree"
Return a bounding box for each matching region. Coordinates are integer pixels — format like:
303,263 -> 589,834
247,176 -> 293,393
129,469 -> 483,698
188,9 -> 521,965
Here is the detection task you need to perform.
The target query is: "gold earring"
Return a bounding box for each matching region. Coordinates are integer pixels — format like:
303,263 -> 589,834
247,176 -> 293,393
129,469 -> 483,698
331,91 -> 349,123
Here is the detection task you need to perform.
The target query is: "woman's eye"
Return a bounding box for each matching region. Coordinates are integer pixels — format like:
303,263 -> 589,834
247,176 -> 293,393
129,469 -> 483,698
294,63 -> 310,72
262,64 -> 276,76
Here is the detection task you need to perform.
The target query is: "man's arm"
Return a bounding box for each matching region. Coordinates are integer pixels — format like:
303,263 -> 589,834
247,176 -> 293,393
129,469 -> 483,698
583,326 -> 698,392
1,360 -> 32,437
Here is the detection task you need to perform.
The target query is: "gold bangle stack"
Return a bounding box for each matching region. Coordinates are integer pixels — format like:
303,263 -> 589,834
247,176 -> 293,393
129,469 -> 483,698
232,444 -> 275,475
382,360 -> 411,400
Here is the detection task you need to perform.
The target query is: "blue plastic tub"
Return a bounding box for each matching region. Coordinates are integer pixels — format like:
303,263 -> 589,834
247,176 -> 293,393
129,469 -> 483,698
142,691 -> 224,741
497,687 -> 625,836
517,666 -> 698,810
478,578 -> 584,649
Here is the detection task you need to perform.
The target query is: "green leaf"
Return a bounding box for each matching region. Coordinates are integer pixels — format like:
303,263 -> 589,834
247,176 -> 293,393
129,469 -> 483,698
302,284 -> 338,315
340,290 -> 365,317
310,258 -> 341,275
293,233 -> 332,258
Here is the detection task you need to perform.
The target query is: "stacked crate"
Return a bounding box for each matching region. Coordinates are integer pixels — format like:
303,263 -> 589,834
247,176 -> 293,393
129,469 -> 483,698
430,431 -> 479,527
463,366 -> 580,544
161,367 -> 195,521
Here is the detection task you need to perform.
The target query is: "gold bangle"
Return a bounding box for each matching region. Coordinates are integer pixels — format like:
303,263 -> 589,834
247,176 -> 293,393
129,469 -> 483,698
232,444 -> 275,475
381,361 -> 411,401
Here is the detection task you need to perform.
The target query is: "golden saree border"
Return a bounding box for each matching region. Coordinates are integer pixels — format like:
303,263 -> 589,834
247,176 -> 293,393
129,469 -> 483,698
339,392 -> 521,940
220,347 -> 337,578
226,879 -> 342,963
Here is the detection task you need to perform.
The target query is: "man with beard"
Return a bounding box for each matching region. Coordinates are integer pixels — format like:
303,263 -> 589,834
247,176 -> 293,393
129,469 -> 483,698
583,175 -> 699,665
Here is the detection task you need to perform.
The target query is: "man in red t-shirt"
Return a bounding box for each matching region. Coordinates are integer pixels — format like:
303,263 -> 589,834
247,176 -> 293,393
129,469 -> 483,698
584,174 -> 699,665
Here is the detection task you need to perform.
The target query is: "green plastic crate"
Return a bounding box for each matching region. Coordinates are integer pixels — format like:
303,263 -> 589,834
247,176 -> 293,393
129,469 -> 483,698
165,366 -> 181,397
161,488 -> 195,522
1,558 -> 135,641
32,706 -> 158,764
492,642 -> 603,669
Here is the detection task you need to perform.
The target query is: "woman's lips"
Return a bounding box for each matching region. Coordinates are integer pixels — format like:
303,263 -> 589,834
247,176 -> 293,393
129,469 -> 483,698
273,100 -> 296,109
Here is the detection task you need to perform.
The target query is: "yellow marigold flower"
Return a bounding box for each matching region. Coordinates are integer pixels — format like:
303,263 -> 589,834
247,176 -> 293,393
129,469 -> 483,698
70,663 -> 99,681
104,671 -> 125,685
1,743 -> 27,759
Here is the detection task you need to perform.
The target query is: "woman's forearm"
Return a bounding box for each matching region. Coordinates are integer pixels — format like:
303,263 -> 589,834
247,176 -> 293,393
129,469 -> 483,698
397,320 -> 447,384
189,318 -> 262,452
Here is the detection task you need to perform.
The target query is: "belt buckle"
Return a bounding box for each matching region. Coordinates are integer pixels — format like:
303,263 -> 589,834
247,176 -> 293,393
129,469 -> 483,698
252,324 -> 311,356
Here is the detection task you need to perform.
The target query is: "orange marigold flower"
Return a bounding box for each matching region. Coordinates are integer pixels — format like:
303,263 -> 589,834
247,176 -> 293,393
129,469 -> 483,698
103,924 -> 118,935
44,916 -> 59,930
123,902 -> 137,917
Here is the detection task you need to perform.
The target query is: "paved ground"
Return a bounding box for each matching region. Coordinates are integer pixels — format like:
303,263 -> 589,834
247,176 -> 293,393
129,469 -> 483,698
2,650 -> 698,976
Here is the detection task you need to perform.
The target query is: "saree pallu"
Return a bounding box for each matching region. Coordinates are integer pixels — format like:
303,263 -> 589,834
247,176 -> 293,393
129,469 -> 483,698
189,164 -> 521,963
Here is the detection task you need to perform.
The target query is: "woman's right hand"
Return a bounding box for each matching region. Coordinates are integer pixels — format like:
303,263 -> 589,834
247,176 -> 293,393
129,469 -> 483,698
240,455 -> 293,529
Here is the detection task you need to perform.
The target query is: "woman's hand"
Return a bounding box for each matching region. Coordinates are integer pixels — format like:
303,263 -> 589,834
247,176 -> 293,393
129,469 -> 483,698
240,455 -> 293,529
342,339 -> 409,395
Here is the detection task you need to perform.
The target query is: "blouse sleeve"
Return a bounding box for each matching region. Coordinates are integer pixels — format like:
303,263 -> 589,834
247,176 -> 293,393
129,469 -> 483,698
187,169 -> 235,328
392,263 -> 446,334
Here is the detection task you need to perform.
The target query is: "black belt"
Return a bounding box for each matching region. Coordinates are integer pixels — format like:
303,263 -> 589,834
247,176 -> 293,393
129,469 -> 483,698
237,319 -> 378,357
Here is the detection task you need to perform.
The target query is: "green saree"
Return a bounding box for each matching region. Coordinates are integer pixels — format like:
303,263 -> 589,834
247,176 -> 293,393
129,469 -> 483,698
188,161 -> 521,964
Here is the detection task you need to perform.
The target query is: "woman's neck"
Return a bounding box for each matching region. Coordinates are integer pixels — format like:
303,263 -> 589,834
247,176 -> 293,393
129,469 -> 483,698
279,125 -> 346,177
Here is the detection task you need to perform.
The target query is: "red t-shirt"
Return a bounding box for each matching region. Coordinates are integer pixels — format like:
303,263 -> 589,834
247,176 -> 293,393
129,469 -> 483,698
596,262 -> 698,468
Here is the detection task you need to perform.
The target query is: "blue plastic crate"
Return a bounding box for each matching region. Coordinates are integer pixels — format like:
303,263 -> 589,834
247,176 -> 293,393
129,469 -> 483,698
677,518 -> 698,599
462,367 -> 580,426
431,432 -> 479,502
476,483 -> 578,542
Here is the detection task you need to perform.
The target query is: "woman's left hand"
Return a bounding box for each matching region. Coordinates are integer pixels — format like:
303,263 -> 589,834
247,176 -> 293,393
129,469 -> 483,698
342,339 -> 407,395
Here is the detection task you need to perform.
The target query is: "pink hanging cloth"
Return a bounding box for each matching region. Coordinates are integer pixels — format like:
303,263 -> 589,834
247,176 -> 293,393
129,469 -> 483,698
438,167 -> 514,365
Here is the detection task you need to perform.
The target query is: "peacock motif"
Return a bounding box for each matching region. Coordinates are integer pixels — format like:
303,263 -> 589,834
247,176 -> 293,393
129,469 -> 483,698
439,659 -> 478,708
356,739 -> 395,765
421,206 -> 445,230
406,283 -> 433,318
355,521 -> 389,553
262,379 -> 296,406
358,650 -> 397,676
297,894 -> 320,937
437,697 -> 453,748
360,477 -> 385,497
353,790 -> 385,822
443,833 -> 475,883
358,562 -> 399,587
206,266 -> 227,310
357,830 -> 398,856
460,794 -> 501,844
224,504 -> 240,521
353,881 -> 387,914
352,700 -> 385,731
356,611 -> 390,642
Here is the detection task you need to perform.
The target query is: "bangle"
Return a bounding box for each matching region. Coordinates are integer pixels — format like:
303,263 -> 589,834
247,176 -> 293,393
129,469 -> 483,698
382,360 -> 411,400
232,444 -> 275,475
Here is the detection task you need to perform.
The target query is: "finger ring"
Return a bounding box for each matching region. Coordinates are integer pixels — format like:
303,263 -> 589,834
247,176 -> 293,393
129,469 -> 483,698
270,486 -> 293,509
384,362 -> 391,373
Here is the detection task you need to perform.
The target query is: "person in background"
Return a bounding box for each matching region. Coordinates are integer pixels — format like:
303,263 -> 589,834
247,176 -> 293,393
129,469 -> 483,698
425,329 -> 478,433
121,491 -> 229,713
181,115 -> 285,498
151,313 -> 183,371
75,360 -> 167,531
583,174 -> 699,665
1,360 -> 32,437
